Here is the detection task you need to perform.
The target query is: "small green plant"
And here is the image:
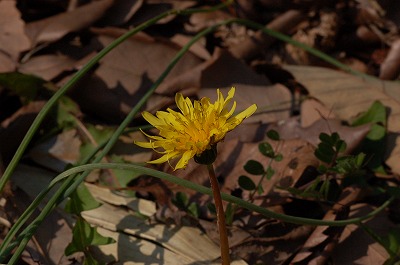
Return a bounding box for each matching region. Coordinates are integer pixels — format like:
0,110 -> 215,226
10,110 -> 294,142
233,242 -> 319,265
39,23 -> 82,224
238,129 -> 282,200
172,191 -> 200,218
285,132 -> 366,201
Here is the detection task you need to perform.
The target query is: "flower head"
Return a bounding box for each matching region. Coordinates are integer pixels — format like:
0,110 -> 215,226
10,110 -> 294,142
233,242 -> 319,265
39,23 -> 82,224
135,87 -> 257,170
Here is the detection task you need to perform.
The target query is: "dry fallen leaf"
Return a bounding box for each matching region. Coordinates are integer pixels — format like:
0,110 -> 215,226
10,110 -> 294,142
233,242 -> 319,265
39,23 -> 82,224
10,164 -> 82,264
270,118 -> 372,154
0,53 -> 16,73
25,0 -> 114,46
0,0 -> 30,60
67,28 -> 203,122
81,203 -> 242,264
379,38 -> 400,80
199,84 -> 292,124
18,54 -> 77,80
332,203 -> 391,265
28,129 -> 81,172
284,65 -> 400,174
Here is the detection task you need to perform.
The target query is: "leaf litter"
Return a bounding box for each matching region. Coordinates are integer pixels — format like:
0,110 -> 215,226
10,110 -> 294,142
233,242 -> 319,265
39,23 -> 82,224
1,0 -> 400,264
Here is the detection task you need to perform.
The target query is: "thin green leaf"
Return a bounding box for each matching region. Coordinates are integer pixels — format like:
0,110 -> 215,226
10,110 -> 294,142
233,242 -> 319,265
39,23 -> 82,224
225,203 -> 234,225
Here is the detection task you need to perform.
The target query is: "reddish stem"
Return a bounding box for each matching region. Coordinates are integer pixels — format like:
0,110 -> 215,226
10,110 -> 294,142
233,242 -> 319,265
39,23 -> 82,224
207,164 -> 230,265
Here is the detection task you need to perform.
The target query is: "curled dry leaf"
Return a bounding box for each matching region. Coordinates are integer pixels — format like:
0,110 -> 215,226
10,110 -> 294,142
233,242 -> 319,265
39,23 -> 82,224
25,0 -> 114,46
379,38 -> 400,80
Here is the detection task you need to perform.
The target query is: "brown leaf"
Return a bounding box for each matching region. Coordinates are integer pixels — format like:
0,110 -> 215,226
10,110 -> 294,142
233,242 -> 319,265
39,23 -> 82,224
198,84 -> 292,124
214,138 -> 318,200
0,53 -> 16,73
10,165 -> 78,264
301,98 -> 336,127
270,118 -> 372,154
28,129 -> 81,172
95,29 -> 202,94
0,0 -> 30,60
291,186 -> 364,264
284,65 -> 400,174
25,0 -> 114,46
18,54 -> 77,80
81,203 -> 225,263
156,48 -> 262,95
200,49 -> 271,89
332,203 -> 391,265
69,28 -> 202,122
185,9 -> 233,33
170,34 -> 211,60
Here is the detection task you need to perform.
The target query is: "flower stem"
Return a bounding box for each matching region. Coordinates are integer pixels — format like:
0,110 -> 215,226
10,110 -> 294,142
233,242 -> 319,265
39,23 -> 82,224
207,164 -> 230,265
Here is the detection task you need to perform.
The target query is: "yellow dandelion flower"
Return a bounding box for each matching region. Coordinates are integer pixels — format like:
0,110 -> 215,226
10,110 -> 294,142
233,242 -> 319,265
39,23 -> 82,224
135,87 -> 257,170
